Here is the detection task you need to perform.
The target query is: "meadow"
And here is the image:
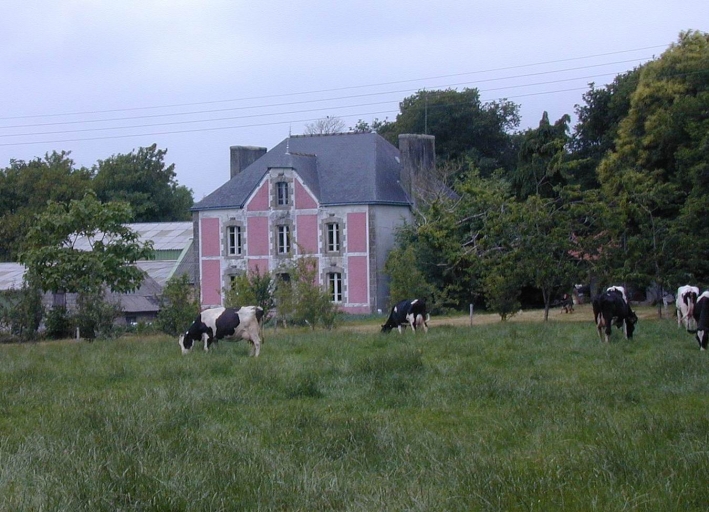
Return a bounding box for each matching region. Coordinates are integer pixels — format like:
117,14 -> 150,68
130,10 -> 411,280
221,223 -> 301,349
1,305 -> 709,511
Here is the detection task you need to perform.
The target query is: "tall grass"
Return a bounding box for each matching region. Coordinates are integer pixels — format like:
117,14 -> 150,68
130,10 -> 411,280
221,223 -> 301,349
1,317 -> 708,510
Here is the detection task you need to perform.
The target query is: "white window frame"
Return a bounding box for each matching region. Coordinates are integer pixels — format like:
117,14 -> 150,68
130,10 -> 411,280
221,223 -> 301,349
276,181 -> 289,206
227,225 -> 243,256
328,272 -> 343,302
277,225 -> 291,254
326,222 -> 340,252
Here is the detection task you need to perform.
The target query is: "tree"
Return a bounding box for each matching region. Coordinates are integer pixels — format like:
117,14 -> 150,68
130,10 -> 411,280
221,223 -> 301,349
597,30 -> 709,285
92,144 -> 193,222
376,88 -> 520,177
156,273 -> 200,336
511,112 -> 571,200
0,151 -> 93,261
0,279 -> 43,341
19,192 -> 154,295
223,267 -> 274,318
303,117 -> 346,135
383,245 -> 435,309
568,68 -> 643,190
274,256 -> 339,329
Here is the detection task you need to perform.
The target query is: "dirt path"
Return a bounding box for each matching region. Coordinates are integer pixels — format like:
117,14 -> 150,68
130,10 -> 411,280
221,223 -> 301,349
341,303 -> 670,334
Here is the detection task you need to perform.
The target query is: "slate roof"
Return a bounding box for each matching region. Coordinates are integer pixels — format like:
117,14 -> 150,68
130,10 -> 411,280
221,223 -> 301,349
193,132 -> 411,211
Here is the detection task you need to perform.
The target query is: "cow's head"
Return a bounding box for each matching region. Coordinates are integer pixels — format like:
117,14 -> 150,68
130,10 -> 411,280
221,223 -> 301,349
178,332 -> 195,354
625,311 -> 639,339
381,323 -> 394,334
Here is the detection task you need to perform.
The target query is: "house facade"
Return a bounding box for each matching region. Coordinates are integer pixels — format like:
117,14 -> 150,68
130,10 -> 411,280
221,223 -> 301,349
191,132 -> 436,314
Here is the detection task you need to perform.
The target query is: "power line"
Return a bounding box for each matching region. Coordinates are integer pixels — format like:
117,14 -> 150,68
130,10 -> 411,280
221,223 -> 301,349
0,86 -> 593,147
0,44 -> 664,122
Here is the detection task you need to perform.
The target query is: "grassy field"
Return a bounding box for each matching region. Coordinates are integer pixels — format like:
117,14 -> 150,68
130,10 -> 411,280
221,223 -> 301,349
1,307 -> 708,511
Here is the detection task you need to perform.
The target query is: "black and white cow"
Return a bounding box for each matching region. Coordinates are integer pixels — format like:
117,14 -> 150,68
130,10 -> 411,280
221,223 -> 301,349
178,306 -> 264,356
676,285 -> 700,331
381,299 -> 429,334
592,286 -> 638,343
690,291 -> 709,350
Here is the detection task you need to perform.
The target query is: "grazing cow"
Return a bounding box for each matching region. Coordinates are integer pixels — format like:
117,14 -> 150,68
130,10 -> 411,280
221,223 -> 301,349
560,293 -> 574,314
381,299 -> 429,334
592,287 -> 638,343
690,291 -> 709,350
676,285 -> 700,331
178,306 -> 264,356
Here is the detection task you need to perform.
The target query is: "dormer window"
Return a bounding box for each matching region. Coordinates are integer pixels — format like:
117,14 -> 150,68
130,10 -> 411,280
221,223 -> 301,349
276,181 -> 289,206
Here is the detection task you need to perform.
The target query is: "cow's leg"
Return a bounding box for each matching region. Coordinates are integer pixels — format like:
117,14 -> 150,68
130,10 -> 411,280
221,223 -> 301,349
420,314 -> 429,333
595,315 -> 605,343
251,336 -> 261,357
201,333 -> 210,351
698,330 -> 707,351
397,324 -> 403,334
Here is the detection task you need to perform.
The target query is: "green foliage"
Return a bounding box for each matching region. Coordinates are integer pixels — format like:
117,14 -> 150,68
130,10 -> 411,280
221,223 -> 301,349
223,267 -> 274,314
511,111 -> 571,200
156,273 -> 200,336
596,30 -> 709,285
0,279 -> 43,341
92,144 -> 193,222
74,291 -> 122,340
377,88 -> 520,176
383,244 -> 435,309
44,305 -> 73,340
569,67 -> 643,190
20,192 -> 154,295
274,256 -> 340,330
0,151 -> 93,261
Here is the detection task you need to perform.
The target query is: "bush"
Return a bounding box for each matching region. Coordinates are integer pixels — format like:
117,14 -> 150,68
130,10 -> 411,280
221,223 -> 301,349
0,281 -> 44,341
45,305 -> 73,340
74,291 -> 121,340
156,274 -> 200,336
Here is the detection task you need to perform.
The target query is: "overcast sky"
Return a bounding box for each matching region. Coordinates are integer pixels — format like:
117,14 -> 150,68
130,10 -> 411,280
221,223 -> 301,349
1,1 -> 706,200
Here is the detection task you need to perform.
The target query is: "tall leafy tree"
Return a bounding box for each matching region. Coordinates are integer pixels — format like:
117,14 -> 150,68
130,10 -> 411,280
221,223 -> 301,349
511,112 -> 571,200
598,30 -> 709,285
0,151 -> 93,261
92,144 -> 193,222
377,88 -> 520,177
19,192 -> 154,295
568,68 -> 642,191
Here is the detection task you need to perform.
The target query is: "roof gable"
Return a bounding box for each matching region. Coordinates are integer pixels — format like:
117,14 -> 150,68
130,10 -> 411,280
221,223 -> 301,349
193,133 -> 410,211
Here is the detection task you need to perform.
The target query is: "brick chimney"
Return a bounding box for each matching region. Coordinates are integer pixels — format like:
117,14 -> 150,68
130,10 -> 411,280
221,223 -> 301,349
398,134 -> 436,208
230,145 -> 267,179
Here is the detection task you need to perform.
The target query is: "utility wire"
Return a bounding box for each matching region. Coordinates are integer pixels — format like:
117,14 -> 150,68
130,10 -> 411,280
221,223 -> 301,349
0,45 -> 664,122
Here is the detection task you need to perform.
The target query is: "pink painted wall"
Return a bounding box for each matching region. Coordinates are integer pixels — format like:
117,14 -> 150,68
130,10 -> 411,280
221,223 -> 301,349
248,258 -> 270,274
201,259 -> 222,306
295,180 -> 317,209
296,214 -> 318,254
340,305 -> 370,314
347,256 -> 368,304
200,218 -> 220,257
247,217 -> 269,256
347,212 -> 367,252
247,182 -> 269,211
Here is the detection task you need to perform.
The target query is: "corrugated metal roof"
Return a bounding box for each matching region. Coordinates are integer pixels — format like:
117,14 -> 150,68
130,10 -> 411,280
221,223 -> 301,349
0,263 -> 25,290
71,222 -> 193,252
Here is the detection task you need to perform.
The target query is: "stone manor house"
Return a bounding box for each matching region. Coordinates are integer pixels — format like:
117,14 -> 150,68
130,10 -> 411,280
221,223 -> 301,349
191,132 -> 436,314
